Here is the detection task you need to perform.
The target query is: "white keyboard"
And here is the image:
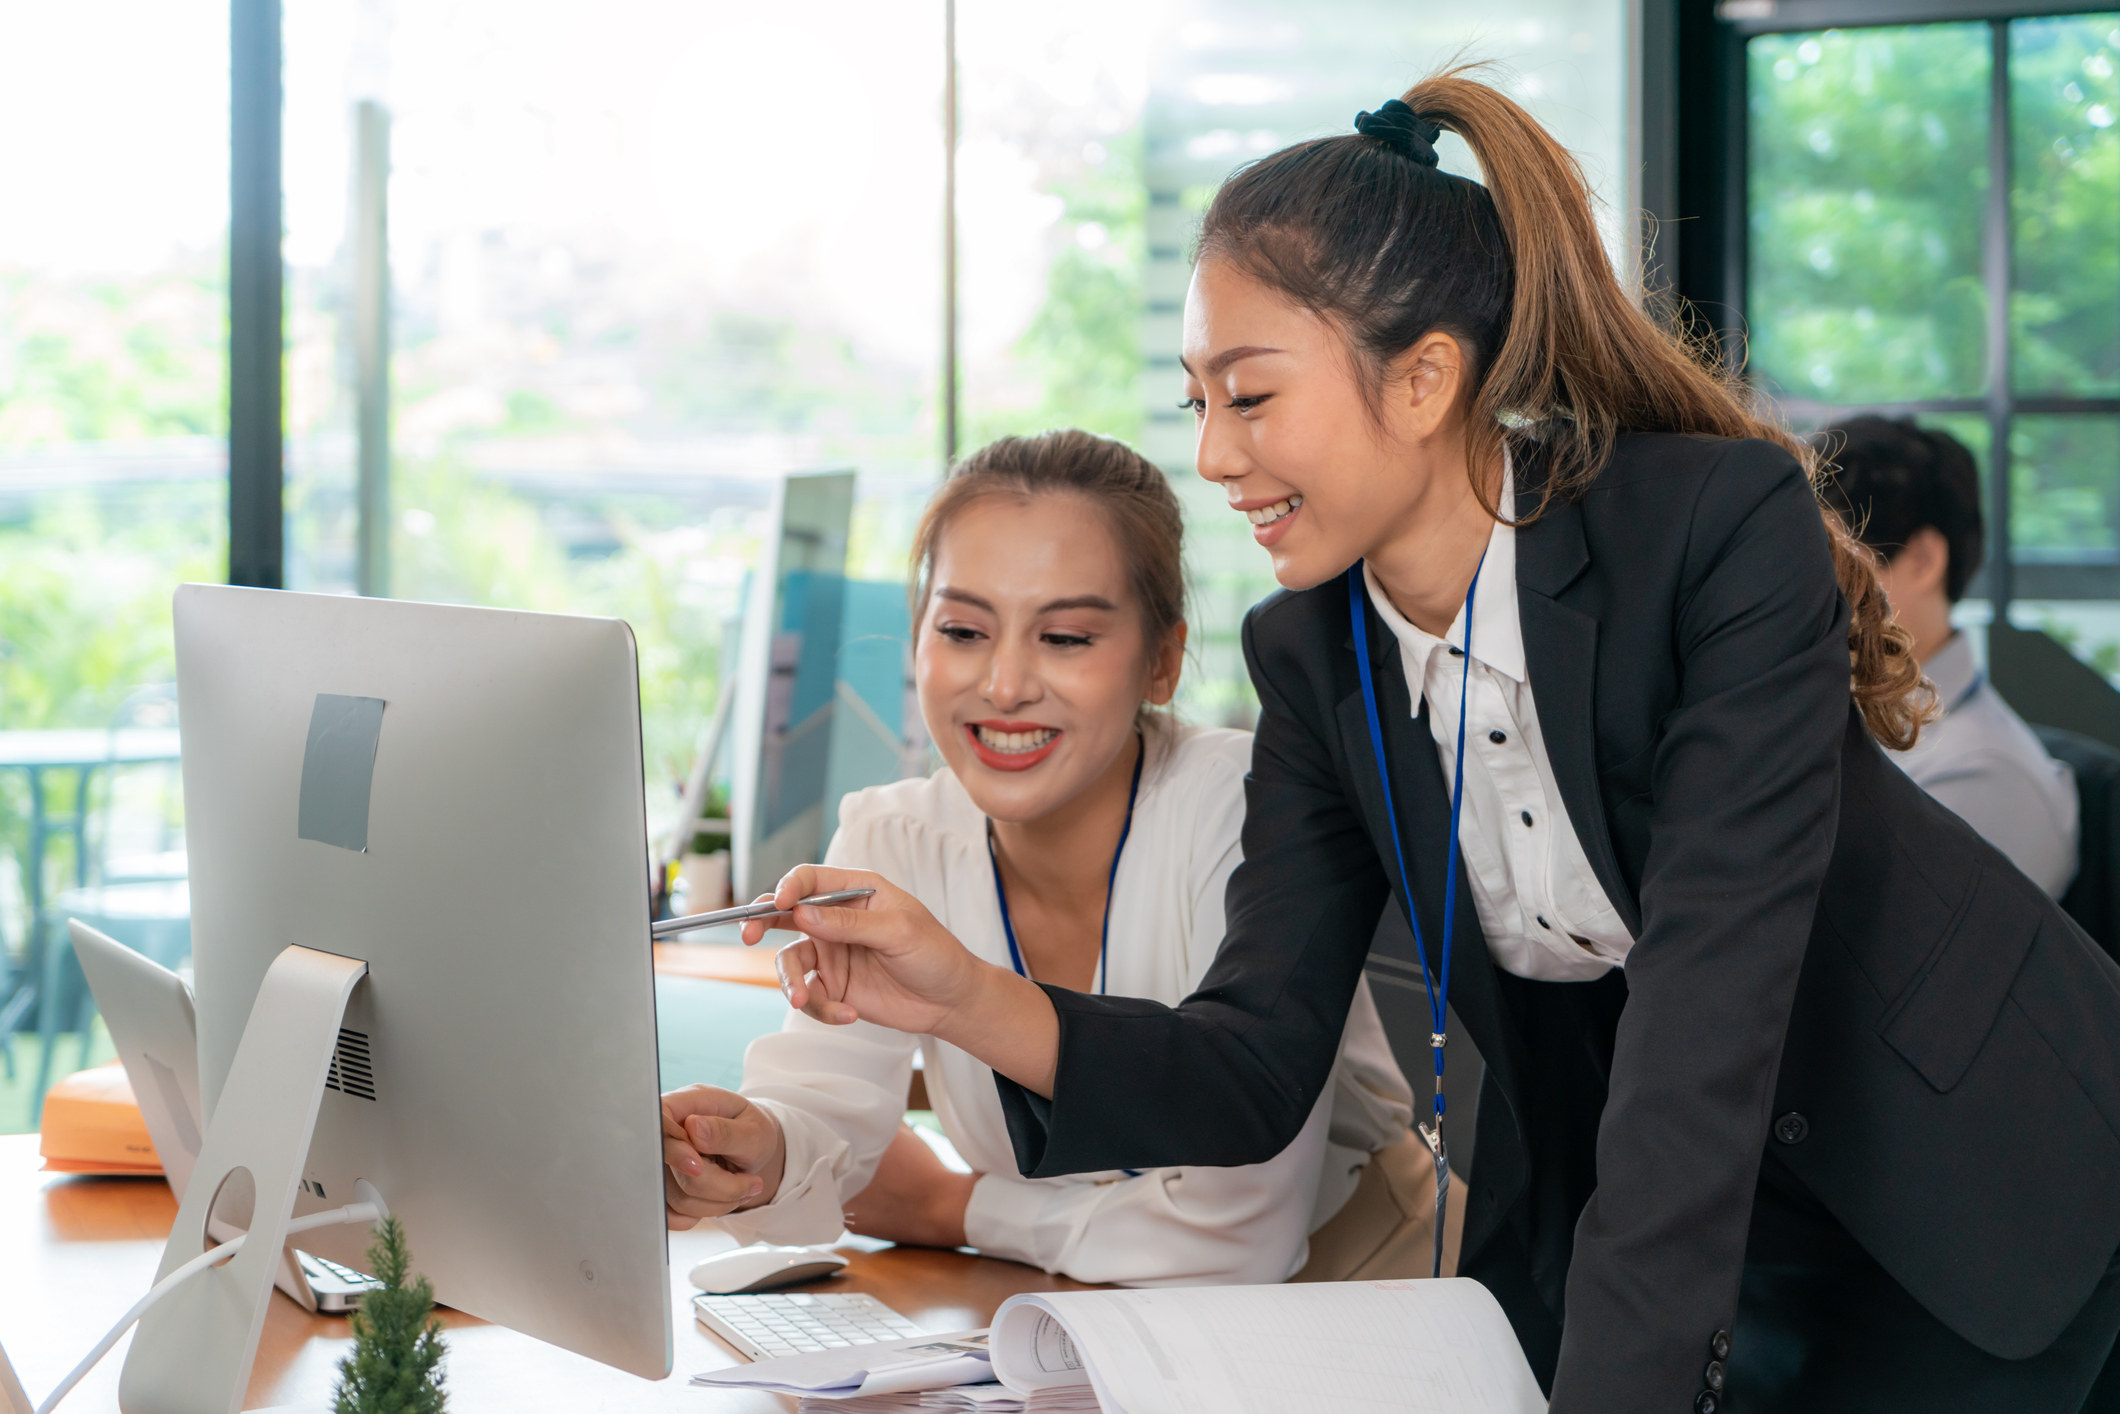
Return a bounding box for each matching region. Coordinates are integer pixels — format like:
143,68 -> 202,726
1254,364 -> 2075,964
692,1290 -> 927,1360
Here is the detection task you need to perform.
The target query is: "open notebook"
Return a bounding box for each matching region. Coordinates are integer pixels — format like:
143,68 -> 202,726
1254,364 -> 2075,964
766,1278 -> 1543,1414
986,1278 -> 1544,1414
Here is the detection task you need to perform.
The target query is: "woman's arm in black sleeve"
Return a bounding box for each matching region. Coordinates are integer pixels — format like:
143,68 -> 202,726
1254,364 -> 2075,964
1552,442 -> 1851,1411
995,595 -> 1392,1178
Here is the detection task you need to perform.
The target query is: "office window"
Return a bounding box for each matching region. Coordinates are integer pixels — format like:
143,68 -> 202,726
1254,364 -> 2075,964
284,0 -> 947,827
0,3 -> 1632,1129
0,1 -> 226,1124
1748,14 -> 2120,658
0,3 -> 228,727
959,0 -> 1630,725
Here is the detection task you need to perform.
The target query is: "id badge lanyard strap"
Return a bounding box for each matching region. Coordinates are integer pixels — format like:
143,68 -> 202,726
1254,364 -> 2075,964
988,733 -> 1147,1177
1347,556 -> 1481,1277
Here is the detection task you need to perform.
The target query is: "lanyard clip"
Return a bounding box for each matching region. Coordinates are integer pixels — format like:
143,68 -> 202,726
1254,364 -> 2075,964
1417,1119 -> 1452,1280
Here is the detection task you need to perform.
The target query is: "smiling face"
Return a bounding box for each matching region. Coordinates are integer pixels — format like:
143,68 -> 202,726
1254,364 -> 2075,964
1180,256 -> 1474,591
916,493 -> 1182,825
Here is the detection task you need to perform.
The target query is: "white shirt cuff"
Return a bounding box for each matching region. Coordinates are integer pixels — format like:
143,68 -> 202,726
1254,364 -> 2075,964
962,1171 -> 1085,1272
711,1098 -> 850,1248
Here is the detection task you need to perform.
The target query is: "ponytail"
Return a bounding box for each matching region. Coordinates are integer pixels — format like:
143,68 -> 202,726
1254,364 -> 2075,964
1197,66 -> 1930,749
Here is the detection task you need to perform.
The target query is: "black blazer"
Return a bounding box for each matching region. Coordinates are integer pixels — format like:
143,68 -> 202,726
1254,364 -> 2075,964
995,433 -> 2120,1413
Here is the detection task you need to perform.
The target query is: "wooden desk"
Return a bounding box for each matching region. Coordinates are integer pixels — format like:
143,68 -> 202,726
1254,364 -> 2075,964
653,940 -> 781,989
0,1135 -> 1096,1411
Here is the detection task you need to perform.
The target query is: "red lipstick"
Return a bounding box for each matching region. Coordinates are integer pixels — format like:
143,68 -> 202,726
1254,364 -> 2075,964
965,721 -> 1062,772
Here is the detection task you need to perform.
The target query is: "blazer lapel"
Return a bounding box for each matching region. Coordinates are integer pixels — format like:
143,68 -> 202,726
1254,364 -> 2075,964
1513,486 -> 1643,937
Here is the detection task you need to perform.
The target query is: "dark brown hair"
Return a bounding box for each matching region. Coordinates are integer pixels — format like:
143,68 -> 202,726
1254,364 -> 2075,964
1817,415 -> 1984,603
911,429 -> 1188,669
1195,67 -> 1929,748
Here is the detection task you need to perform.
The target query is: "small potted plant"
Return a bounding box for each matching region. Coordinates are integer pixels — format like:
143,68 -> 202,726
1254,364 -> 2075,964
331,1216 -> 448,1414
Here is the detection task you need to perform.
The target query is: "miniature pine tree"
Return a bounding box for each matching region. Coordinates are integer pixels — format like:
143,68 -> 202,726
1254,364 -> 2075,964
331,1215 -> 448,1414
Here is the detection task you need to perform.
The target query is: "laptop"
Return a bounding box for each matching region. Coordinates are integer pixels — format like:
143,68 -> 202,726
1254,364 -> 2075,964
68,919 -> 381,1313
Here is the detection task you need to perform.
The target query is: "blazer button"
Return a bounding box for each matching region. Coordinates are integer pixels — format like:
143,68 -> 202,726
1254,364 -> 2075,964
1773,1112 -> 1810,1145
1711,1328 -> 1732,1360
1695,1392 -> 1720,1414
1520,810 -> 1534,827
1704,1359 -> 1726,1392
1489,729 -> 1507,744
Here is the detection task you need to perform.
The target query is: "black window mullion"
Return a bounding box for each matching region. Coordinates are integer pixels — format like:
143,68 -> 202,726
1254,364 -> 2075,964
1985,17 -> 2016,613
228,0 -> 283,590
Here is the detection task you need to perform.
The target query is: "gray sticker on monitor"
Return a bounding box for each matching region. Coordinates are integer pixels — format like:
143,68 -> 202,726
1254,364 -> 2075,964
298,693 -> 387,853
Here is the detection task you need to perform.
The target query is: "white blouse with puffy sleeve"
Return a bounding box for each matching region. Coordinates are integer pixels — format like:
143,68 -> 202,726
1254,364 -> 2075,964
716,719 -> 1414,1287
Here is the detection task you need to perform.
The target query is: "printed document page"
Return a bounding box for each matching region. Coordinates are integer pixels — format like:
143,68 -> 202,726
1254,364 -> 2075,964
990,1278 -> 1545,1414
694,1331 -> 994,1395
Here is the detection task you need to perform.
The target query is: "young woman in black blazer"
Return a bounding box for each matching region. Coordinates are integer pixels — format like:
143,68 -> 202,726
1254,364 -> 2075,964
749,71 -> 2120,1413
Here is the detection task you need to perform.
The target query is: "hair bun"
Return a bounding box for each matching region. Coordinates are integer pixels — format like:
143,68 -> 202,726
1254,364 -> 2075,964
1354,99 -> 1442,167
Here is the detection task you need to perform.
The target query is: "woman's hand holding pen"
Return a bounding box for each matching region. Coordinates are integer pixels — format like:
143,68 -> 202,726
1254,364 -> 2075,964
746,864 -> 1063,1097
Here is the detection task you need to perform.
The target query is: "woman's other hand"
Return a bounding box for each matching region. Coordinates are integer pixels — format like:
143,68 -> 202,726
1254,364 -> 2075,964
660,1084 -> 788,1230
842,1124 -> 977,1249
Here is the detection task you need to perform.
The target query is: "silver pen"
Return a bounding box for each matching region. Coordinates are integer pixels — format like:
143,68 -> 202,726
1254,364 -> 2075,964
650,889 -> 876,939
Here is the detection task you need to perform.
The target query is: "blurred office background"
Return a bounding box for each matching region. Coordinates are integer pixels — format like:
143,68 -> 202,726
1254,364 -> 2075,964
0,0 -> 2113,1129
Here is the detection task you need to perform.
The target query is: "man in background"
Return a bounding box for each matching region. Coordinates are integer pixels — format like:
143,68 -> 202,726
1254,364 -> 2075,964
1819,414 -> 2079,897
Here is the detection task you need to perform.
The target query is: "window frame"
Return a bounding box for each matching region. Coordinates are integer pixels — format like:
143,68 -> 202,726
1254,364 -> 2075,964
1666,0 -> 2120,610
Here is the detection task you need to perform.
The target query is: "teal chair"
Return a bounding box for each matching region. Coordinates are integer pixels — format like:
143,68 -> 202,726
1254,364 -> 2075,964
30,685 -> 191,1117
655,973 -> 793,1092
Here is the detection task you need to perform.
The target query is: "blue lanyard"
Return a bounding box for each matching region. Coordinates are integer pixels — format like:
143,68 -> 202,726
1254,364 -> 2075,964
1347,558 -> 1481,1274
986,733 -> 1144,995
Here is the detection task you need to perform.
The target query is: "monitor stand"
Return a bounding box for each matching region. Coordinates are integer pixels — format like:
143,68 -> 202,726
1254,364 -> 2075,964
119,944 -> 371,1414
0,1339 -> 29,1414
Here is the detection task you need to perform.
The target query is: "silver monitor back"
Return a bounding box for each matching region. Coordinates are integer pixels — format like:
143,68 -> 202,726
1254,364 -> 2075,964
173,584 -> 670,1379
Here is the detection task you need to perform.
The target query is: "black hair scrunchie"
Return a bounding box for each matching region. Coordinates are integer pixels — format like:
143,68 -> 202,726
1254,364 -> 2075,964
1354,98 -> 1442,168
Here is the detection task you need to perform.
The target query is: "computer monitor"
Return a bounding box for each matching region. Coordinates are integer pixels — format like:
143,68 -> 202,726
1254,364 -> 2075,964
154,584 -> 670,1405
728,468 -> 855,898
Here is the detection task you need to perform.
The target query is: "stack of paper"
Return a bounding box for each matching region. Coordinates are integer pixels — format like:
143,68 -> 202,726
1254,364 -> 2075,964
691,1332 -> 995,1400
799,1385 -> 1100,1412
704,1278 -> 1542,1414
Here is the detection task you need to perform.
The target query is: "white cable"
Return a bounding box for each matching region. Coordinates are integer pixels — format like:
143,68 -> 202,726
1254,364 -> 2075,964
33,1200 -> 382,1414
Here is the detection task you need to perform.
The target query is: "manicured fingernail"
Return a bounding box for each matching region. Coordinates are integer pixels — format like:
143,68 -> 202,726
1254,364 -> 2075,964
683,1156 -> 701,1174
748,1180 -> 763,1197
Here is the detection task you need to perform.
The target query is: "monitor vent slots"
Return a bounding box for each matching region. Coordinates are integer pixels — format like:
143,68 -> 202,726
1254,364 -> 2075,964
324,1028 -> 377,1101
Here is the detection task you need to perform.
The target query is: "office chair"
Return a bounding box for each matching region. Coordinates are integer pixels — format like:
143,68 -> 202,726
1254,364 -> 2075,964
2032,725 -> 2120,969
31,684 -> 191,1118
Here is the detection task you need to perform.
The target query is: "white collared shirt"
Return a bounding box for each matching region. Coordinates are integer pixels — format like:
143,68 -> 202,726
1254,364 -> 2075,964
1362,474 -> 1636,982
718,721 -> 1416,1286
1892,631 -> 2078,898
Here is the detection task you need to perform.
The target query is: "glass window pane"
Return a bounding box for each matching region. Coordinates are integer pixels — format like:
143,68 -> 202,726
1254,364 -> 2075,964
285,1 -> 946,834
1748,24 -> 1991,404
954,0 -> 1628,726
0,3 -> 228,727
2010,414 -> 2120,562
2011,14 -> 2120,397
0,0 -> 225,1125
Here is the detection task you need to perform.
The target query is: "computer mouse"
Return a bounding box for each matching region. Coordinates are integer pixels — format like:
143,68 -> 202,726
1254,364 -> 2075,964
688,1244 -> 850,1295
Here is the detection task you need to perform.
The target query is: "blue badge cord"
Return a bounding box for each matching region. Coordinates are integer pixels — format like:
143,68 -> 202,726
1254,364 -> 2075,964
1347,555 -> 1481,1276
988,732 -> 1145,1176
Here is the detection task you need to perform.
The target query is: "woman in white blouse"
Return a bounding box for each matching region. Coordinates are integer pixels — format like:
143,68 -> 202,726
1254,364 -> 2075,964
659,429 -> 1415,1287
